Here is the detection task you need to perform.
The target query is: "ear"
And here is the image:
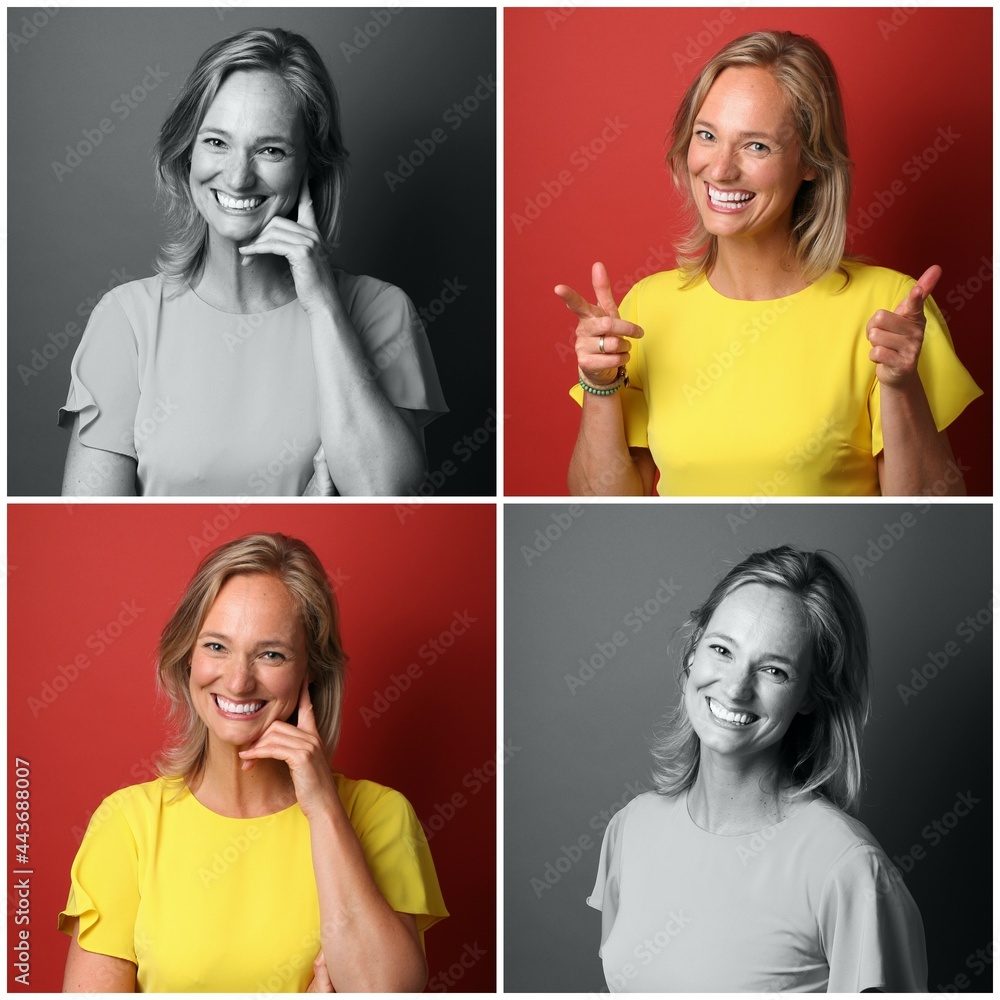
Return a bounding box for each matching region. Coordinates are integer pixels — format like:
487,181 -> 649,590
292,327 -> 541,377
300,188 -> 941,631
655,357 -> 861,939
802,166 -> 818,182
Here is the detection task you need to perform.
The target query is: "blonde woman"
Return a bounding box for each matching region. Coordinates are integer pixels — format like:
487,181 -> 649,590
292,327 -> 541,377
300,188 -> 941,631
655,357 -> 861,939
60,28 -> 446,496
59,533 -> 447,991
558,30 -> 980,496
590,547 -> 926,990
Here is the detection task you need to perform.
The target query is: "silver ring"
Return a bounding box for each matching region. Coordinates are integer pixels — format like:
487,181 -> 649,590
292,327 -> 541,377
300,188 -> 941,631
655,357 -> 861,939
598,335 -> 606,354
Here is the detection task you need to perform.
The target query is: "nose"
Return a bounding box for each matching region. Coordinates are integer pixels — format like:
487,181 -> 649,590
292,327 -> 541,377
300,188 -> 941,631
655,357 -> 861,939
226,658 -> 258,695
720,661 -> 754,702
708,144 -> 740,183
222,152 -> 256,192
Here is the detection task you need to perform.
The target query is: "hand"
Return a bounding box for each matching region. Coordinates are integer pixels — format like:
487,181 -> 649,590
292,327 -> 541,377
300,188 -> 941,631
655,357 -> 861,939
238,675 -> 339,821
239,174 -> 336,317
301,445 -> 335,496
306,950 -> 334,992
555,262 -> 644,385
867,264 -> 941,391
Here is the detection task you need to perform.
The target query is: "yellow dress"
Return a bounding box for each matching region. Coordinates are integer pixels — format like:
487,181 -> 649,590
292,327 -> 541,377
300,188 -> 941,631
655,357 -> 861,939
58,774 -> 448,992
570,264 -> 982,495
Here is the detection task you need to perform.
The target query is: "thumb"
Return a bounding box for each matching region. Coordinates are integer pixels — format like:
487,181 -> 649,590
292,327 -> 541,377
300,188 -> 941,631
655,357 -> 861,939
895,264 -> 941,319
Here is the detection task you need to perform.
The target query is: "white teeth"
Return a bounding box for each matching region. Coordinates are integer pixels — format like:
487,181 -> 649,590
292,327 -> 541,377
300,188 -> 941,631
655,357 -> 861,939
215,695 -> 264,715
708,186 -> 753,205
215,191 -> 264,211
708,697 -> 756,726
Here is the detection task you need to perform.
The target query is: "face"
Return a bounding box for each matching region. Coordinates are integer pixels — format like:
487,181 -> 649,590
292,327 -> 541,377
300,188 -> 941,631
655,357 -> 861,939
189,572 -> 308,750
190,69 -> 307,247
684,582 -> 814,764
686,65 -> 817,242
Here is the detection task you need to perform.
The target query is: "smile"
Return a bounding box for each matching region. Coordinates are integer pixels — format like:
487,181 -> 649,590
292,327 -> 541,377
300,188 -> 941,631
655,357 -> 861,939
707,696 -> 759,727
213,693 -> 267,718
213,190 -> 267,212
706,183 -> 755,213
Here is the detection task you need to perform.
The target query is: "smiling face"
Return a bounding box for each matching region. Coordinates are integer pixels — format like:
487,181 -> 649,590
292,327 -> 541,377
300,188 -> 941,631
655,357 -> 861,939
684,582 -> 814,766
189,572 -> 308,751
686,65 -> 816,243
190,69 -> 307,247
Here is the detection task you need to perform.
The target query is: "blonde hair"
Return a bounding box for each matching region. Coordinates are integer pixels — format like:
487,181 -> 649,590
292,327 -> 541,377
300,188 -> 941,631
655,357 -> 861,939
650,546 -> 871,814
153,27 -> 348,284
156,533 -> 348,784
666,30 -> 858,287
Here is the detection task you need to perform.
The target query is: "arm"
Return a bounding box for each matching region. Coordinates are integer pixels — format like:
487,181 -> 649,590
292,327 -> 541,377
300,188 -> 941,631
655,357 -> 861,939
240,175 -> 426,496
62,919 -> 137,992
868,265 -> 966,496
239,678 -> 427,992
61,415 -> 137,496
558,263 -> 655,496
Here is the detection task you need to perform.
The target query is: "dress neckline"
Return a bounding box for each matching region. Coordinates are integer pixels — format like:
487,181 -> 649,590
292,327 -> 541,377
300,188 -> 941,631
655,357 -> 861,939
184,280 -> 301,316
681,786 -> 819,838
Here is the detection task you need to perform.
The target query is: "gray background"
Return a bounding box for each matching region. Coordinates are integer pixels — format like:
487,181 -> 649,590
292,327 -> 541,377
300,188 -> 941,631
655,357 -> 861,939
8,6 -> 496,495
504,503 -> 992,992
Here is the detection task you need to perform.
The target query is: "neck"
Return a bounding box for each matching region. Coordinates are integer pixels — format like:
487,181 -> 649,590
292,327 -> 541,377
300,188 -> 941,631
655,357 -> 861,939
687,746 -> 795,835
193,234 -> 297,313
190,740 -> 297,819
709,229 -> 811,300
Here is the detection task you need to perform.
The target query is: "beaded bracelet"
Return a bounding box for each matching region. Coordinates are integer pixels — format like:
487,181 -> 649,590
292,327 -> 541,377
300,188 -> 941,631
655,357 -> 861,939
579,365 -> 629,396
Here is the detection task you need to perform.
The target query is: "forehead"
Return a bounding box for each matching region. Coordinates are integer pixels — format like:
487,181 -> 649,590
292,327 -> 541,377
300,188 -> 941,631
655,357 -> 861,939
697,65 -> 797,139
705,582 -> 811,660
202,69 -> 304,141
203,573 -> 302,634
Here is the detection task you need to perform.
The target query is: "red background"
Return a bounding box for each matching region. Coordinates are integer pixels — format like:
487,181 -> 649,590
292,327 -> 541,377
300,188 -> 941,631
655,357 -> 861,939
7,503 -> 496,992
504,6 -> 992,495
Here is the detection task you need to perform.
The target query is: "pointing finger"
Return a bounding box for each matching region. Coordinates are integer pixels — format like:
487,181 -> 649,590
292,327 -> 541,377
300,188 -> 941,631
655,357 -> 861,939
554,284 -> 601,319
297,172 -> 317,231
895,264 -> 942,318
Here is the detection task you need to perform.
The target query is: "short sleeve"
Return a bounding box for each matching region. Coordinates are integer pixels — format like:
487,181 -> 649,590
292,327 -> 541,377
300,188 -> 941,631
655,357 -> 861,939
57,290 -> 140,459
57,793 -> 140,964
587,808 -> 626,956
869,289 -> 983,455
352,787 -> 449,942
350,283 -> 448,429
818,845 -> 928,991
568,281 -> 649,449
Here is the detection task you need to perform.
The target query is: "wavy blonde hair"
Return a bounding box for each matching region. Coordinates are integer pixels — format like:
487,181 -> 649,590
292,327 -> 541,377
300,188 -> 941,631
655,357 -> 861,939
667,30 -> 859,288
650,546 -> 871,814
153,27 -> 348,284
156,533 -> 348,785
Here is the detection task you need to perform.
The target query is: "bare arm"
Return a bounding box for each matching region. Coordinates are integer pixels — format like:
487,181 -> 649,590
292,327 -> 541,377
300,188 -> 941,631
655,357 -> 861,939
61,415 -> 137,496
867,265 -> 966,496
62,919 -> 137,992
558,263 -> 655,496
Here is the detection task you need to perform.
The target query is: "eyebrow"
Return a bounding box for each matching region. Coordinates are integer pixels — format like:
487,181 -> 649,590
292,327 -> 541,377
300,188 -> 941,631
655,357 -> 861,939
694,119 -> 780,143
197,126 -> 294,145
706,632 -> 796,667
199,631 -> 295,649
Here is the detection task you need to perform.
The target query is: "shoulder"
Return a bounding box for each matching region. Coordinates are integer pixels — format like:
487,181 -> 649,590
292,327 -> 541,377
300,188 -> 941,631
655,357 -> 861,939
333,270 -> 412,313
604,789 -> 677,836
333,773 -> 414,822
84,778 -> 178,834
89,274 -> 174,337
624,268 -> 692,300
830,262 -> 916,299
795,797 -> 895,873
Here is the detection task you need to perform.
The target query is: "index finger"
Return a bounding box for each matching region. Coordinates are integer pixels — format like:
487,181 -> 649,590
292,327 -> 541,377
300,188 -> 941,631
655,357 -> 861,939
591,262 -> 620,320
297,172 -> 317,231
895,264 -> 942,318
554,283 -> 601,319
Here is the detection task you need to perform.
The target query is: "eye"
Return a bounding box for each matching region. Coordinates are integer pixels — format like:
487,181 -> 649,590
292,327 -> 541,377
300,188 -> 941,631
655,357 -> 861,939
203,642 -> 226,653
202,137 -> 226,149
260,651 -> 286,662
260,147 -> 288,159
694,129 -> 715,142
762,666 -> 789,680
748,141 -> 770,154
708,643 -> 731,657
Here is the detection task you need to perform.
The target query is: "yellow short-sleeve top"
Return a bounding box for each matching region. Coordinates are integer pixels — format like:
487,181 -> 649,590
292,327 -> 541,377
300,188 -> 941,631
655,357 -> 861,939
58,774 -> 448,992
570,264 -> 982,495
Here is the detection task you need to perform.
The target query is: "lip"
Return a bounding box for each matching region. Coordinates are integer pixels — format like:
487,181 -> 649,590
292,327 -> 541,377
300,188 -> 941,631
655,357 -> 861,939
706,696 -> 759,729
704,182 -> 756,214
212,189 -> 269,213
212,693 -> 268,720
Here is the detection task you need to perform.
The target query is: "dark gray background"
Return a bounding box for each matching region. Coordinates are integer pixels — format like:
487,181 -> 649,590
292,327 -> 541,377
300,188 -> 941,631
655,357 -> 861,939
504,503 -> 992,992
8,6 -> 496,495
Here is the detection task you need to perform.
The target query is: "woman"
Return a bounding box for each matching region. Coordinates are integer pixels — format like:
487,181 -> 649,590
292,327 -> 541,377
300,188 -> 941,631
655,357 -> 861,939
59,533 -> 448,991
59,28 -> 447,496
588,546 -> 926,991
558,30 -> 980,496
